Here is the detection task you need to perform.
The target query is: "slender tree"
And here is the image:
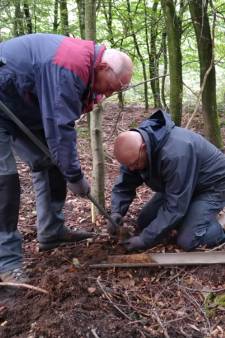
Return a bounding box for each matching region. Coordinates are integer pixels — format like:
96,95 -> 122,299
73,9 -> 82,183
145,0 -> 162,107
161,30 -> 168,110
76,0 -> 85,39
23,1 -> 32,34
60,0 -> 69,36
85,0 -> 105,217
53,0 -> 59,33
161,0 -> 183,125
189,0 -> 222,148
13,0 -> 24,36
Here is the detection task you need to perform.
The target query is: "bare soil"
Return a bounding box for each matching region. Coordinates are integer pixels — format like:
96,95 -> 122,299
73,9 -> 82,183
0,103 -> 225,338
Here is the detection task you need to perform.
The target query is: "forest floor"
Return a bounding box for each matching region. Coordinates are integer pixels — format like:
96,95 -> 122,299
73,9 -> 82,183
0,103 -> 225,338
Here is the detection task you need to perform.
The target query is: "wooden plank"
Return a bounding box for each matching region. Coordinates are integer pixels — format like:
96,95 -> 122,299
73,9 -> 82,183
89,251 -> 225,268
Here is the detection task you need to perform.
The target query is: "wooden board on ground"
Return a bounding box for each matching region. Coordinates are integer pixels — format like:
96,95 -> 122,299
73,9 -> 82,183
90,251 -> 225,268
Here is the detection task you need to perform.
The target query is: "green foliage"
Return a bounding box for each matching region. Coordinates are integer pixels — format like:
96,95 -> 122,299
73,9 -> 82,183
0,0 -> 225,107
204,292 -> 225,317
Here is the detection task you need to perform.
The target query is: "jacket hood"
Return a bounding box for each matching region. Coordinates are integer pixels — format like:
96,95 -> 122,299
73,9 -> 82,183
131,109 -> 175,170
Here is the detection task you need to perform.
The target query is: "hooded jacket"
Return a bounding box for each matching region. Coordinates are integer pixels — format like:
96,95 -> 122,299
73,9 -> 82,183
0,33 -> 105,182
111,110 -> 225,247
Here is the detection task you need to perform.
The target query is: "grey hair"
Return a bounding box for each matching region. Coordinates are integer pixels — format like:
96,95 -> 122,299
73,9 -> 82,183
101,49 -> 133,76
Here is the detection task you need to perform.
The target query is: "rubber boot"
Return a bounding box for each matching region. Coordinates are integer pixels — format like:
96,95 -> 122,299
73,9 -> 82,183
0,174 -> 23,273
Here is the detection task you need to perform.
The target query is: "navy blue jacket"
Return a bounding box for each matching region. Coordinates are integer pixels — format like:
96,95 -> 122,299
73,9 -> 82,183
111,110 -> 225,247
0,33 -> 105,181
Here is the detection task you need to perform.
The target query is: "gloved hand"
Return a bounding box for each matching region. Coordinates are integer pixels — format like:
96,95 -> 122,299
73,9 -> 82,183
107,213 -> 123,236
68,176 -> 90,197
122,236 -> 147,252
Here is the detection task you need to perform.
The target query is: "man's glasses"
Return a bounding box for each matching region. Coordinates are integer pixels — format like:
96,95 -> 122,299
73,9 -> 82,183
110,67 -> 130,92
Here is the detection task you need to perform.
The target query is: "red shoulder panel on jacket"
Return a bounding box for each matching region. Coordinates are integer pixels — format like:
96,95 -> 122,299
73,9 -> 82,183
53,37 -> 94,85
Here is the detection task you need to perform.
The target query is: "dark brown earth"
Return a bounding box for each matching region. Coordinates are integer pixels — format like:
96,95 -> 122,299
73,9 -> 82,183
0,103 -> 225,338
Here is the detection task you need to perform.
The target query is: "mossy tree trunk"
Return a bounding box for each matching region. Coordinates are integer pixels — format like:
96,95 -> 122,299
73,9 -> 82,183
53,0 -> 59,33
146,0 -> 162,107
161,0 -> 183,125
23,1 -> 32,34
189,0 -> 222,148
76,0 -> 85,39
13,0 -> 24,37
60,0 -> 69,36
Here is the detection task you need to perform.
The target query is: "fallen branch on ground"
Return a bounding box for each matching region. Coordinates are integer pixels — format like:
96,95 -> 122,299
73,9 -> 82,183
0,282 -> 49,294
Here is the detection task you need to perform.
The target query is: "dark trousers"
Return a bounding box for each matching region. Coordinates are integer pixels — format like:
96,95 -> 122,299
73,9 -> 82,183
0,126 -> 67,272
137,192 -> 225,251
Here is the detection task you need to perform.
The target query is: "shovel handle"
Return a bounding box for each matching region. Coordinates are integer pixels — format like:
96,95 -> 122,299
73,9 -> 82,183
87,193 -> 118,228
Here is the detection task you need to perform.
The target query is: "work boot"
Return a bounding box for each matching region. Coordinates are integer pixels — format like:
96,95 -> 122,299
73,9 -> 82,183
0,267 -> 29,284
39,228 -> 95,251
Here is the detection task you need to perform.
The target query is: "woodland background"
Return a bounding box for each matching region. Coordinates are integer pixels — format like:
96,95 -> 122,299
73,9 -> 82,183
1,1 -> 225,338
0,0 -> 225,146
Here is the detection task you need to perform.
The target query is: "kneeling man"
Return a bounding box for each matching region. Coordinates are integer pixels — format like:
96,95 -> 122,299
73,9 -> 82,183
108,110 -> 225,252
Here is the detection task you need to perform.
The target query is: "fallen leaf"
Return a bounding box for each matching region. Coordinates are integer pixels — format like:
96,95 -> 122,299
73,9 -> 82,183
72,258 -> 80,267
88,287 -> 96,294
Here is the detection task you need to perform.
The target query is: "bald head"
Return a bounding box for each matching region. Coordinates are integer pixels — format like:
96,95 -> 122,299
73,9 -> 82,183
114,131 -> 148,171
102,49 -> 133,79
93,49 -> 133,97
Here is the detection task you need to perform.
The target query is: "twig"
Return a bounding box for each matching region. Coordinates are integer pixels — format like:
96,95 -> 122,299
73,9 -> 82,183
111,74 -> 170,96
182,81 -> 198,97
0,282 -> 49,294
186,7 -> 217,130
106,108 -> 125,141
206,242 -> 225,251
185,60 -> 213,129
180,287 -> 211,334
96,276 -> 132,320
152,308 -> 170,338
91,328 -> 100,338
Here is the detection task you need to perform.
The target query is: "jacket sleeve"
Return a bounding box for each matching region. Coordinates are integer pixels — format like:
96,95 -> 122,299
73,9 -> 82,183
111,165 -> 144,216
36,62 -> 84,182
140,144 -> 199,247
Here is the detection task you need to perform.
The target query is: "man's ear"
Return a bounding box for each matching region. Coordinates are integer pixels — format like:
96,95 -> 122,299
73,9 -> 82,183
95,62 -> 110,71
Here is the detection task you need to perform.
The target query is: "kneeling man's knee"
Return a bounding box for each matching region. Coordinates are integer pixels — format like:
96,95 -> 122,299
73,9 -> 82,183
177,232 -> 199,251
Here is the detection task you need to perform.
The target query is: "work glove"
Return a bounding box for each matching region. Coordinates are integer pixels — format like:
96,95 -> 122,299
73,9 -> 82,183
107,212 -> 123,236
68,176 -> 90,197
122,235 -> 147,252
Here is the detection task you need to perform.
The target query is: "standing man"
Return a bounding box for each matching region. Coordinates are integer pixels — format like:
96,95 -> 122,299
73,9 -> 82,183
108,110 -> 225,252
0,33 -> 133,282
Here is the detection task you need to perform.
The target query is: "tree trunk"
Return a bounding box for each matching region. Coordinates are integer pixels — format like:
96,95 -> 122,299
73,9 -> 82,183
60,0 -> 69,36
85,0 -> 105,219
85,0 -> 96,40
90,104 -> 105,209
161,30 -> 169,111
161,0 -> 183,125
189,0 -> 222,148
147,0 -> 161,107
13,0 -> 24,37
23,1 -> 32,34
76,0 -> 85,39
53,0 -> 59,33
